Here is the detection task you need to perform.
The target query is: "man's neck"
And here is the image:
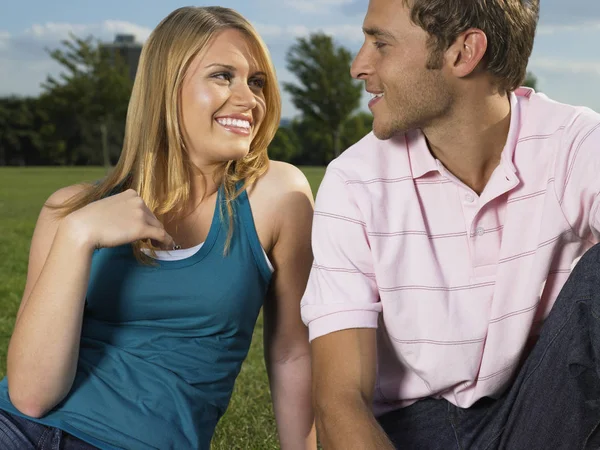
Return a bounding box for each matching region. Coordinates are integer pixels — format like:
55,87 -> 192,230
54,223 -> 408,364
422,91 -> 512,195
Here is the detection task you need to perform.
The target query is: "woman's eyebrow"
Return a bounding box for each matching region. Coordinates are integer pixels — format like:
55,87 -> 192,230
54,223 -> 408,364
205,63 -> 237,71
204,64 -> 266,78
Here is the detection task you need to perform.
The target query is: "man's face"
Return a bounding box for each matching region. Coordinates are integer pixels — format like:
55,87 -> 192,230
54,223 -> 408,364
351,0 -> 455,139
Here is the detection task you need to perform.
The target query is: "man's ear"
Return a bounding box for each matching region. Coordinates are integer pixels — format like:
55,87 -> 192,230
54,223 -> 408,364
444,28 -> 488,78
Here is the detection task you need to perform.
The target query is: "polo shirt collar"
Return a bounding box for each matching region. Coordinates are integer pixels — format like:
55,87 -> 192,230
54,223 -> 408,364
406,129 -> 438,179
406,91 -> 522,180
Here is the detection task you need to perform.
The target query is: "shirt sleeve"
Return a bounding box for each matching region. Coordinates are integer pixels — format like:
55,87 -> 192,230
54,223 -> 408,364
554,115 -> 600,242
300,167 -> 381,342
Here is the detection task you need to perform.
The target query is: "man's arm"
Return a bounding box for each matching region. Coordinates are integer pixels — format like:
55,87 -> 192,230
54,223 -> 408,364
312,328 -> 394,449
300,165 -> 388,447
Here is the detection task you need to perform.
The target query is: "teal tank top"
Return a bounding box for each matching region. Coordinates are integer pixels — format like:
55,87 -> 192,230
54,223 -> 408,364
0,185 -> 272,449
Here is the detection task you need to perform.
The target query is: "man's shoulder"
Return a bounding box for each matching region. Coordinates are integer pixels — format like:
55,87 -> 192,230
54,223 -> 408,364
520,88 -> 600,139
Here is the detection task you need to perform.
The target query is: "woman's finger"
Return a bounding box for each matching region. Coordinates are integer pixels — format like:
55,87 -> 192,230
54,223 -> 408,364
145,226 -> 175,248
144,211 -> 164,230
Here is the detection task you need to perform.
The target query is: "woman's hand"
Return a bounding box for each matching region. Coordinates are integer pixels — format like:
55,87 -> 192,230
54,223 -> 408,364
62,189 -> 174,251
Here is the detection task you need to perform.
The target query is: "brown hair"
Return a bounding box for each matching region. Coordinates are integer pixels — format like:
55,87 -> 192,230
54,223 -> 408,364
404,0 -> 539,92
54,6 -> 281,257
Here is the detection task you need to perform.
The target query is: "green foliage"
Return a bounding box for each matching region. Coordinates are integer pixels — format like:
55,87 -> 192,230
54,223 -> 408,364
0,97 -> 31,165
268,126 -> 301,162
289,111 -> 373,166
290,115 -> 333,165
341,111 -> 373,150
0,96 -> 58,165
524,71 -> 538,90
284,33 -> 362,159
41,34 -> 133,166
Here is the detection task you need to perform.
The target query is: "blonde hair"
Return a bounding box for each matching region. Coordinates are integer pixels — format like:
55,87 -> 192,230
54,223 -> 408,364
55,6 -> 281,257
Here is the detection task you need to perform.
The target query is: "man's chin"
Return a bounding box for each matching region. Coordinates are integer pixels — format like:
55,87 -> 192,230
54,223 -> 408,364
373,116 -> 413,140
372,123 -> 396,141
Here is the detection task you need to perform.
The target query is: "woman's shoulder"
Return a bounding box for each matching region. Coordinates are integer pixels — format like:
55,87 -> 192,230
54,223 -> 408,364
44,183 -> 90,209
245,161 -> 314,251
254,160 -> 313,199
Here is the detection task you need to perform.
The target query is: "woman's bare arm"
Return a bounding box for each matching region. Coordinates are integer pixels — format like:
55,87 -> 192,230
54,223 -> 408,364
8,187 -> 173,417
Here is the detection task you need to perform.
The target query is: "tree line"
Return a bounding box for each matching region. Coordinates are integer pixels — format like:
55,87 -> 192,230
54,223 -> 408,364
0,33 -> 537,167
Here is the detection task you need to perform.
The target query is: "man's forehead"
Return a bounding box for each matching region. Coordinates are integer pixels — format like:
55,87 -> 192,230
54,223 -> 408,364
366,0 -> 408,14
363,0 -> 413,37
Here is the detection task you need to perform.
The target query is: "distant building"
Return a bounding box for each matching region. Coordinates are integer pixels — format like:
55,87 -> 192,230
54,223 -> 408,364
100,34 -> 143,81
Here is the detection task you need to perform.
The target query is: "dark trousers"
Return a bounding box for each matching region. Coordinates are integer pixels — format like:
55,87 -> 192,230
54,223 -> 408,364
0,410 -> 99,449
378,243 -> 600,450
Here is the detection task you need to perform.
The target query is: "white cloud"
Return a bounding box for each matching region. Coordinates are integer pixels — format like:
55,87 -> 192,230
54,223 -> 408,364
253,22 -> 362,42
0,21 -> 151,98
284,0 -> 354,14
322,24 -> 363,42
538,21 -> 600,35
530,58 -> 600,76
0,58 -> 59,96
253,23 -> 284,37
26,23 -> 90,39
22,21 -> 151,44
0,31 -> 10,51
102,21 -> 152,42
288,25 -> 311,37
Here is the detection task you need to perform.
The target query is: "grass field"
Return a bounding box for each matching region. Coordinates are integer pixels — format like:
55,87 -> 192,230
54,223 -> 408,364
0,166 -> 326,449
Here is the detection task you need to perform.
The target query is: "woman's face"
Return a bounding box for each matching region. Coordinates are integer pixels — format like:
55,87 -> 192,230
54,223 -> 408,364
180,29 -> 267,169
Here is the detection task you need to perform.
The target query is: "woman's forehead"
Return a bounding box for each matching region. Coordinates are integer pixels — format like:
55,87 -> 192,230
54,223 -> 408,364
199,29 -> 263,72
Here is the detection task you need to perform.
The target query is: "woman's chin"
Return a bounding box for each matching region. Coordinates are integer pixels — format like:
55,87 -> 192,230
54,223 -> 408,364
227,147 -> 251,161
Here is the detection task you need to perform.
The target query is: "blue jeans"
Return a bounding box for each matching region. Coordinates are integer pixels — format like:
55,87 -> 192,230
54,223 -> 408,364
0,409 -> 98,449
378,243 -> 600,450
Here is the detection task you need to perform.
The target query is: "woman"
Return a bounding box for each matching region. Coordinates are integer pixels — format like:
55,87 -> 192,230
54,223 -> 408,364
0,6 -> 315,450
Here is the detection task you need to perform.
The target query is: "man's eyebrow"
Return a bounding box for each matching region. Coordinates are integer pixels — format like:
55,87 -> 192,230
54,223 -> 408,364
363,26 -> 396,41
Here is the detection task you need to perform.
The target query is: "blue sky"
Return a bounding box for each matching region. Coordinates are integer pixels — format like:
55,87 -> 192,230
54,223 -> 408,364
1,0 -> 599,119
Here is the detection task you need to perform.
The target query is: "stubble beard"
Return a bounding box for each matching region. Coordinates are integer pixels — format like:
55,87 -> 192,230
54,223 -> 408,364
373,73 -> 452,140
372,98 -> 425,140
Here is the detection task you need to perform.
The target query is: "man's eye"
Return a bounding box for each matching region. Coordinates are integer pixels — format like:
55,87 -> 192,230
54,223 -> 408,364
373,41 -> 387,50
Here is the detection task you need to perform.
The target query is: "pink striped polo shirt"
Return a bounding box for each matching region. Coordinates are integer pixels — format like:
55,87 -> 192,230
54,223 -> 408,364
301,88 -> 600,415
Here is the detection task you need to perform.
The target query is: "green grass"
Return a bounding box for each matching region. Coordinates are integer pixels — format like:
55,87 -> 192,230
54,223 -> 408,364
0,166 -> 325,449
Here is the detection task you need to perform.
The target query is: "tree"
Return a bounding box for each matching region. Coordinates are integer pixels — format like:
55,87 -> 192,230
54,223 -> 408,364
0,96 -> 55,165
268,126 -> 300,162
42,34 -> 133,166
341,111 -> 373,150
284,33 -> 362,159
524,71 -> 538,90
0,99 -> 17,165
288,111 -> 374,166
289,115 -> 334,165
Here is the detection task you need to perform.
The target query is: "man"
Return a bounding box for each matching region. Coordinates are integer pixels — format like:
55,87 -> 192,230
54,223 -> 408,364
300,0 -> 600,448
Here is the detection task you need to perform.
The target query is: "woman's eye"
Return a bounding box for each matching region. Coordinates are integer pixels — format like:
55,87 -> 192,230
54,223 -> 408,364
249,78 -> 266,90
213,72 -> 233,82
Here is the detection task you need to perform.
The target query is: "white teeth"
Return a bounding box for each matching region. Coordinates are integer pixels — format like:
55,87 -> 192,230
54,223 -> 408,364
370,92 -> 384,99
216,118 -> 251,129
